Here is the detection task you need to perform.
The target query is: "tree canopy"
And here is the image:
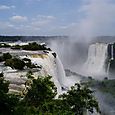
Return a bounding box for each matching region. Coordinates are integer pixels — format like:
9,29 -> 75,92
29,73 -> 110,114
11,42 -> 51,51
0,75 -> 19,115
0,73 -> 100,115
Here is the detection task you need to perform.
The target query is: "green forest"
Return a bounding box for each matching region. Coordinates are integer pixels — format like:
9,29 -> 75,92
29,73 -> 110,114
0,73 -> 100,115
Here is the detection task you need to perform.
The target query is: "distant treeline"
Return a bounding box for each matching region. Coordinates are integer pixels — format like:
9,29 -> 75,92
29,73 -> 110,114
0,36 -> 22,42
0,35 -> 68,42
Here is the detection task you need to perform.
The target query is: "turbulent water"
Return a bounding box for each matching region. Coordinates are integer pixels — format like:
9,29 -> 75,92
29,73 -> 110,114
0,44 -> 79,95
24,52 -> 67,95
26,51 -> 78,94
55,55 -> 67,87
83,43 -> 108,77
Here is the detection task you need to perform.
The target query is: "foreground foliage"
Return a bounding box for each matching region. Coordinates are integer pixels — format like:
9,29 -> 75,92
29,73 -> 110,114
59,84 -> 100,115
0,73 -> 100,115
0,74 -> 19,115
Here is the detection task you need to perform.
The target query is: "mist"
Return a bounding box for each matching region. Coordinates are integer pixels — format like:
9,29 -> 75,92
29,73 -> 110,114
47,0 -> 115,73
95,90 -> 115,115
58,0 -> 114,45
48,38 -> 89,73
46,1 -> 115,114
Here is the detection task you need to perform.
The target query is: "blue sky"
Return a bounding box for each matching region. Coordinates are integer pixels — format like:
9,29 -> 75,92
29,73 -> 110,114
0,0 -> 115,36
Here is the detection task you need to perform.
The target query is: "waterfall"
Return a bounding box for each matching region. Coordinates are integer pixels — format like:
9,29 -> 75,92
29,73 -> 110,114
84,43 -> 108,76
26,52 -> 66,95
55,55 -> 67,88
20,50 -> 74,94
107,60 -> 110,75
111,44 -> 114,60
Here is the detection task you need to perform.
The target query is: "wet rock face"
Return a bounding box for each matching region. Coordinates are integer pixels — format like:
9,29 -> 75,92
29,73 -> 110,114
107,44 -> 115,76
52,52 -> 56,58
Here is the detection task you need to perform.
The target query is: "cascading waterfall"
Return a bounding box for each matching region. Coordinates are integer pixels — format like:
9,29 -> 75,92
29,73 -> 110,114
107,60 -> 110,75
26,52 -> 67,95
55,54 -> 67,88
84,43 -> 108,76
111,44 -> 114,60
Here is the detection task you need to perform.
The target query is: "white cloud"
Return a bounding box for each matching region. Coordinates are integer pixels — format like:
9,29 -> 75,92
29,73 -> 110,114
50,23 -> 79,36
49,0 -> 115,41
0,21 -> 39,35
0,15 -> 56,35
0,22 -> 14,28
1,0 -> 115,37
0,21 -> 16,35
32,15 -> 55,21
0,5 -> 15,10
76,0 -> 115,38
26,0 -> 45,2
31,15 -> 56,27
10,15 -> 28,22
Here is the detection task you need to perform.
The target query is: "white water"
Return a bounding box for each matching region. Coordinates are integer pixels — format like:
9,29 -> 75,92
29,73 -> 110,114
3,48 -> 78,94
55,55 -> 67,88
25,52 -> 64,95
56,54 -> 81,90
83,43 -> 108,76
107,60 -> 110,75
27,52 -> 78,94
111,44 -> 114,60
